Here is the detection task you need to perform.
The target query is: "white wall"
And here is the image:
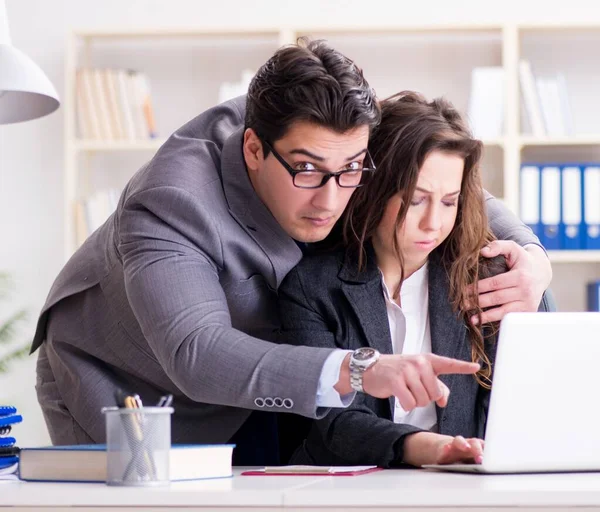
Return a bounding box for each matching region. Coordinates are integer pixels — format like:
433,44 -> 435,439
2,0 -> 600,446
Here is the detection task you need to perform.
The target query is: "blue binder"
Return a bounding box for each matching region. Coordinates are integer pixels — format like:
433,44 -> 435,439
583,166 -> 600,249
0,407 -> 16,417
520,165 -> 541,238
560,165 -> 584,250
540,165 -> 562,250
588,281 -> 600,311
0,415 -> 22,428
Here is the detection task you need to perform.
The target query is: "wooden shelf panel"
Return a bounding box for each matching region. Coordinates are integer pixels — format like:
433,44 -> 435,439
73,139 -> 167,152
548,251 -> 600,263
75,28 -> 283,39
520,136 -> 600,147
482,138 -> 505,148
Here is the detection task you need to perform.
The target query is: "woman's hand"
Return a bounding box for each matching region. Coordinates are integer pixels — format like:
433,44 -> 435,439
402,432 -> 484,467
434,435 -> 484,465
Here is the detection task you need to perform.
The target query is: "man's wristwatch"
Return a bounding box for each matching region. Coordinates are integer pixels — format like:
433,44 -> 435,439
349,347 -> 380,392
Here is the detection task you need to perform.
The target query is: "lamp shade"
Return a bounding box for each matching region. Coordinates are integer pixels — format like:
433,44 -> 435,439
0,44 -> 60,124
0,0 -> 60,124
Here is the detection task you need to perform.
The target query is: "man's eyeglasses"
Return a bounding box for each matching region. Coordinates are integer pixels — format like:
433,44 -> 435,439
262,140 -> 376,189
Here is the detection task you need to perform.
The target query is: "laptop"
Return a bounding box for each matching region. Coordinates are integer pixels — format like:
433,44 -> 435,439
424,311 -> 600,474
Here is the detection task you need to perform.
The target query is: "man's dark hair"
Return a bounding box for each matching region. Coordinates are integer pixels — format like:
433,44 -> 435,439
245,37 -> 380,155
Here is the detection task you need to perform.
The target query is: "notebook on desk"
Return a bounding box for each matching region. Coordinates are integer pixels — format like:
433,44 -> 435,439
242,465 -> 381,476
424,312 -> 600,474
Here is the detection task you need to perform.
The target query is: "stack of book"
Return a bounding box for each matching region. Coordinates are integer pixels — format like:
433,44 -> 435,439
76,68 -> 157,141
520,164 -> 600,250
74,188 -> 121,245
0,406 -> 22,479
519,60 -> 574,137
19,444 -> 234,482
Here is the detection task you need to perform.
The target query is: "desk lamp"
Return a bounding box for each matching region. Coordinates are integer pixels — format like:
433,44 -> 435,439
0,0 -> 59,124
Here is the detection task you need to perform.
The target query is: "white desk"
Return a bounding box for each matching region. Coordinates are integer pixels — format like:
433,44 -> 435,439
3,468 -> 600,511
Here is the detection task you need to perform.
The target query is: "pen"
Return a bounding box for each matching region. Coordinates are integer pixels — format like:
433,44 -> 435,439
157,394 -> 173,408
123,394 -> 156,481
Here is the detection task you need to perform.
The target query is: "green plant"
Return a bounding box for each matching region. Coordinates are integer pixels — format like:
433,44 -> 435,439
0,273 -> 30,373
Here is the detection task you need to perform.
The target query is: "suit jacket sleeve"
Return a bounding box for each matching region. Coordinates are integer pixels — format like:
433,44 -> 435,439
485,191 -> 544,249
118,186 -> 334,418
278,267 -> 424,467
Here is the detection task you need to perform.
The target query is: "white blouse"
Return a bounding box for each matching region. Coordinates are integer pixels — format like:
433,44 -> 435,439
380,262 -> 438,431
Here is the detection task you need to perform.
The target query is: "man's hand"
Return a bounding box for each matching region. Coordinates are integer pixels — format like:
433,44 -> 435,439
335,353 -> 479,411
403,432 -> 484,466
475,241 -> 552,325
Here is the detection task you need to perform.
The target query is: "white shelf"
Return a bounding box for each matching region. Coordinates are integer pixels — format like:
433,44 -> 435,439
519,135 -> 600,147
481,138 -> 505,148
73,139 -> 167,152
548,251 -> 600,263
63,23 -> 600,312
75,28 -> 283,39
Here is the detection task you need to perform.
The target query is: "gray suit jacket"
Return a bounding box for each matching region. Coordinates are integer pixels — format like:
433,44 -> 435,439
277,247 -> 555,467
32,96 -> 333,445
32,94 -> 544,447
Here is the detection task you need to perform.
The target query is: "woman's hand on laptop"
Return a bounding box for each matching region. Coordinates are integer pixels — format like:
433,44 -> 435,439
435,435 -> 484,465
474,241 -> 552,325
403,432 -> 484,467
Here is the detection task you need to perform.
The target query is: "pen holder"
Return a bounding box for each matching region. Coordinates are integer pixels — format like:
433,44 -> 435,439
102,406 -> 174,486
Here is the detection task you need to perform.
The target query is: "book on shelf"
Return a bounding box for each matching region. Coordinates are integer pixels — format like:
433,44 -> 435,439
519,163 -> 600,250
519,60 -> 545,137
19,444 -> 234,482
75,68 -> 158,141
519,60 -> 574,137
535,73 -> 574,137
467,66 -> 504,140
588,281 -> 600,311
74,188 -> 120,246
218,69 -> 255,104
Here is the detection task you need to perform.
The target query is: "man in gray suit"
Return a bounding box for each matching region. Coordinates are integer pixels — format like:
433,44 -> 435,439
32,39 -> 551,463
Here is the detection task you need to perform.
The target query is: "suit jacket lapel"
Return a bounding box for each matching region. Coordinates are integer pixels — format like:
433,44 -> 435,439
221,127 -> 302,289
339,248 -> 395,414
427,252 -> 470,428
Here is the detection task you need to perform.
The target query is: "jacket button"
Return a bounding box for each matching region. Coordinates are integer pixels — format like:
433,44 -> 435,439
273,397 -> 283,407
264,397 -> 274,408
254,398 -> 265,408
283,398 -> 294,409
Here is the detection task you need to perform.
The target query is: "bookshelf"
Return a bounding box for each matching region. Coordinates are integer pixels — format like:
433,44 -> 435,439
519,136 -> 600,147
73,139 -> 167,152
64,24 -> 600,312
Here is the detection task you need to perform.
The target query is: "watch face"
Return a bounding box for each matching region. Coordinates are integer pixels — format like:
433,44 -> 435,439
353,347 -> 377,361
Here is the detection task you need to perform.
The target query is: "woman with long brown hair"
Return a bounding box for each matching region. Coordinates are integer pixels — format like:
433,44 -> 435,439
277,91 -> 554,467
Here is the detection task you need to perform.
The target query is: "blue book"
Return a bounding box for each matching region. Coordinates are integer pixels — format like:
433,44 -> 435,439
0,437 -> 16,447
520,165 -> 541,238
0,457 -> 18,470
588,281 -> 600,312
0,415 -> 22,427
19,444 -> 234,482
583,166 -> 600,249
540,165 -> 561,250
560,165 -> 584,250
0,406 -> 17,418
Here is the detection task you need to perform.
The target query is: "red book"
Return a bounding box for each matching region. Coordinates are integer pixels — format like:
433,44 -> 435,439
241,465 -> 382,476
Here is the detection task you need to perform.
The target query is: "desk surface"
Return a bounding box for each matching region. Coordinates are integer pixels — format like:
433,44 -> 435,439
3,468 -> 600,510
